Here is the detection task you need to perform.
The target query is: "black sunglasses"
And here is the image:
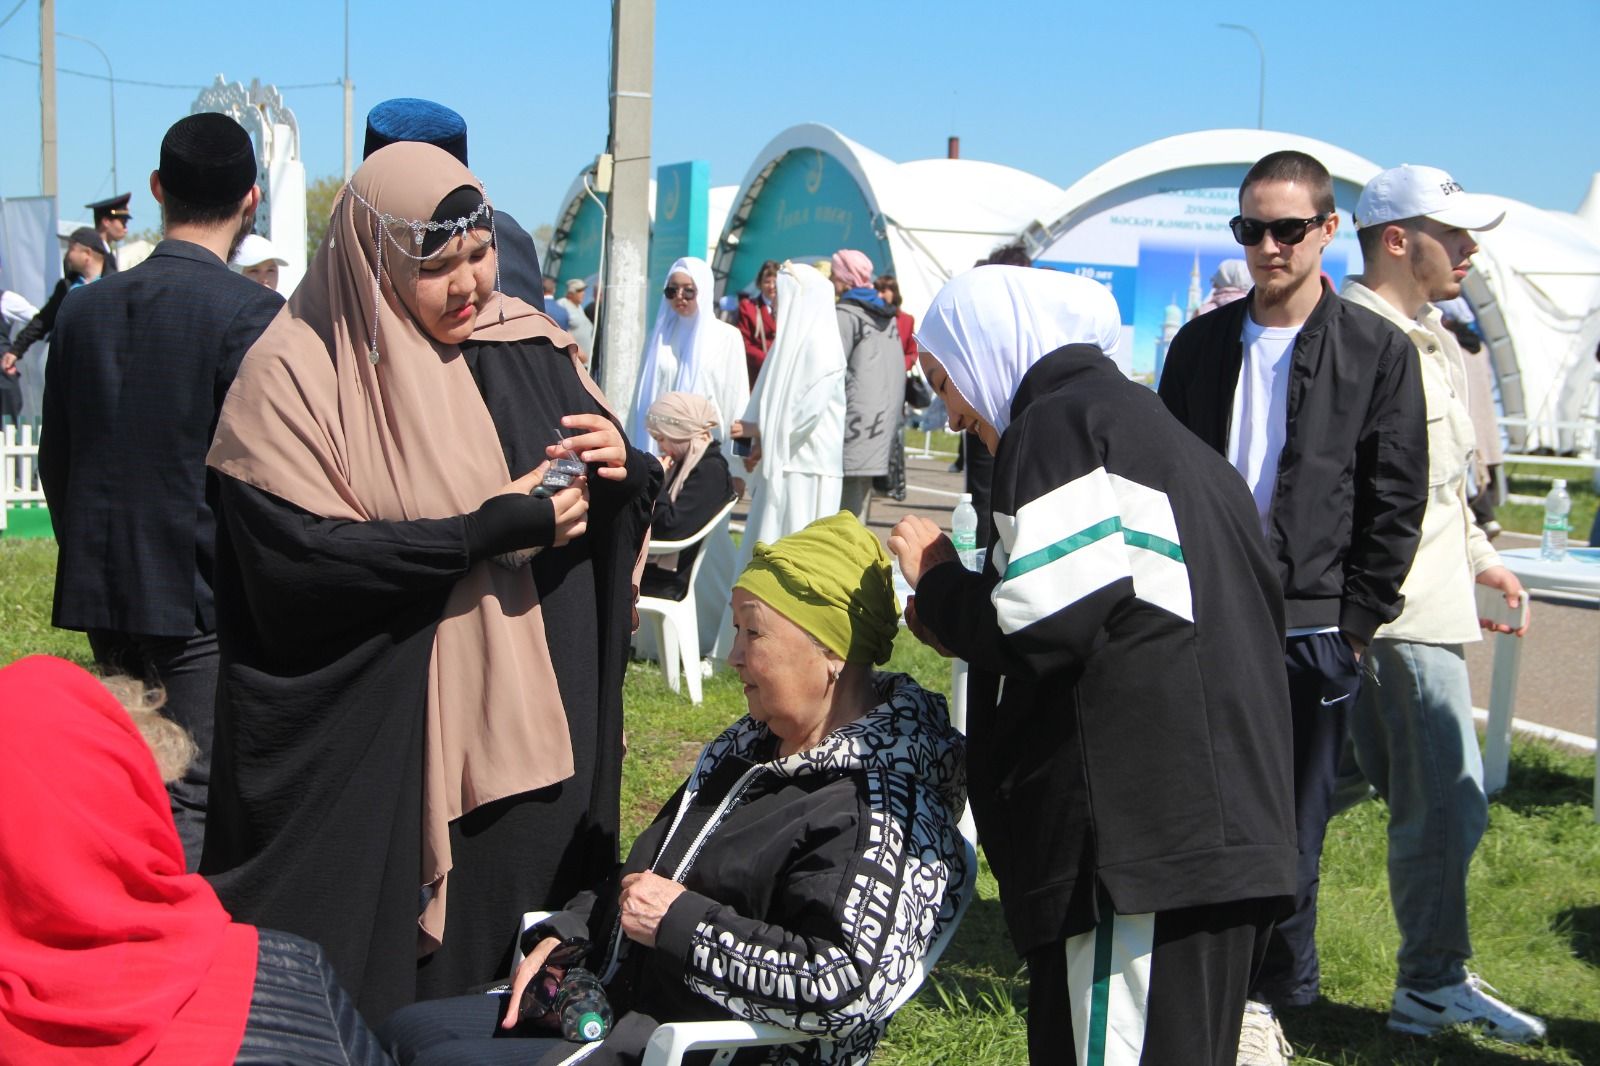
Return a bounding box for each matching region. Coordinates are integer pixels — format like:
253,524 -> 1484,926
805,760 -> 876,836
663,284 -> 697,299
1228,213 -> 1329,247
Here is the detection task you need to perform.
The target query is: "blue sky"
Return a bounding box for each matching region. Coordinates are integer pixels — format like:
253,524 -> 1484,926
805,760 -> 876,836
1,0 -> 1595,235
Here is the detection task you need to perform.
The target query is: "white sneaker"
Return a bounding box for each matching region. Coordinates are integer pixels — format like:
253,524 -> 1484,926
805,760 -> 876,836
1236,1000 -> 1293,1065
1388,974 -> 1546,1043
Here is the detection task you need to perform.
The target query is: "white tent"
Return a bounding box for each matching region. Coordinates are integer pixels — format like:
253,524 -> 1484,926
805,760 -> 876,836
712,123 -> 1063,321
1464,193 -> 1600,452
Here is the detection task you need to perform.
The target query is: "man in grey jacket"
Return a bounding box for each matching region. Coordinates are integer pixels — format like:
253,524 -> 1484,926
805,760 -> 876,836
831,248 -> 902,522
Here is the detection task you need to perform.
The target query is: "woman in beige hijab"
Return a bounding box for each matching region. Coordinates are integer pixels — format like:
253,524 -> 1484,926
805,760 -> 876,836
202,141 -> 659,1023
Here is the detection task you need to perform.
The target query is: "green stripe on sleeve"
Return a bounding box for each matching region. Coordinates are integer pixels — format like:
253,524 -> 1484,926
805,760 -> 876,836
1121,528 -> 1184,563
1002,517 -> 1122,580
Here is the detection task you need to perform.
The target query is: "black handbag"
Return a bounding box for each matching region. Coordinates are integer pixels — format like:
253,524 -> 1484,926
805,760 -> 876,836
904,371 -> 933,409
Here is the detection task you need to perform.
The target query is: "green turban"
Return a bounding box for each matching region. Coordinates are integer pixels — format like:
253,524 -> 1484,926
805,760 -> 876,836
733,511 -> 900,665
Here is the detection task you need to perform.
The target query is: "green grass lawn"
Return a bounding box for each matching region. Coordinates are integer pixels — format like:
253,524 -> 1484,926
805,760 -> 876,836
1499,464 -> 1599,542
4,538 -> 1599,1063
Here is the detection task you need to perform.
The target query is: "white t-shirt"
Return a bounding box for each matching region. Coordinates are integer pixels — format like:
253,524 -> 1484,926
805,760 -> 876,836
1227,315 -> 1299,533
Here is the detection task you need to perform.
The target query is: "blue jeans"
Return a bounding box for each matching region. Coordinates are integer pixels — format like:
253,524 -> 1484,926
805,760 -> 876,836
1348,639 -> 1487,992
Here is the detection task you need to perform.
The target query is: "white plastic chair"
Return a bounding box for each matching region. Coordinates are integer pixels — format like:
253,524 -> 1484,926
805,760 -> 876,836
636,497 -> 738,704
517,830 -> 980,1066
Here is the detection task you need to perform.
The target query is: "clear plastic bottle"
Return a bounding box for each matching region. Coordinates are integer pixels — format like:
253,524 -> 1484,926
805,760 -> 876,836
556,968 -> 612,1042
1541,479 -> 1571,562
951,492 -> 979,571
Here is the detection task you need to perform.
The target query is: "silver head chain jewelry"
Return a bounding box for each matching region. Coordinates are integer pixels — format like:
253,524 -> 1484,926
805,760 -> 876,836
333,183 -> 504,365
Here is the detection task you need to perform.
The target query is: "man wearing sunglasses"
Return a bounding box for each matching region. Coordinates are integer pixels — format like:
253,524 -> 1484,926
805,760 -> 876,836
1159,150 -> 1427,1065
1336,165 -> 1544,1045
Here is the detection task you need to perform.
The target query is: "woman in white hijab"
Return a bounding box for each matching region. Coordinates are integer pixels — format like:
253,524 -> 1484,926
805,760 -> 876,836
629,256 -> 748,453
713,261 -> 846,660
887,264 -> 1297,1066
629,256 -> 747,656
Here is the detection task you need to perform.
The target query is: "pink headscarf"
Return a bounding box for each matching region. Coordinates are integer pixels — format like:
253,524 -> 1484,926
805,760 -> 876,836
830,249 -> 874,289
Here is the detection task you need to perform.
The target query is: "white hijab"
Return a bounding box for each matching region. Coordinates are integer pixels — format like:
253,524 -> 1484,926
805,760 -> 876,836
630,255 -> 717,447
914,265 -> 1122,436
750,261 -> 845,475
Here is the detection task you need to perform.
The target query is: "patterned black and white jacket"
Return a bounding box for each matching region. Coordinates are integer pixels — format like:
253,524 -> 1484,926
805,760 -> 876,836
532,672 -> 967,1065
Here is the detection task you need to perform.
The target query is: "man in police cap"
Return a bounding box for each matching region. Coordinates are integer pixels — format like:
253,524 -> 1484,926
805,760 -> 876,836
86,191 -> 132,274
39,112 -> 283,870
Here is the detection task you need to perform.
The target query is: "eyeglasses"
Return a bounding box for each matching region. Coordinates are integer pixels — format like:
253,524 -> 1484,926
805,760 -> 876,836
663,285 -> 697,299
1229,214 -> 1328,247
515,937 -> 592,1022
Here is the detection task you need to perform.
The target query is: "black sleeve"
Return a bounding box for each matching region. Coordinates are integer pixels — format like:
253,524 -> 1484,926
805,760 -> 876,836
7,279 -> 69,357
651,457 -> 732,541
36,300 -> 71,520
1340,331 -> 1428,642
1156,324 -> 1193,424
214,288 -> 284,412
221,477 -> 474,638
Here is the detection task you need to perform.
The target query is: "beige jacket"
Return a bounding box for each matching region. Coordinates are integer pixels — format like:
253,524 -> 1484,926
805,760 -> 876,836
1342,280 -> 1498,644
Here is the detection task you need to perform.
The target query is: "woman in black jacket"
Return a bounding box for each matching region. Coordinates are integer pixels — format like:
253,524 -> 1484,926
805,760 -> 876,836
638,391 -> 735,602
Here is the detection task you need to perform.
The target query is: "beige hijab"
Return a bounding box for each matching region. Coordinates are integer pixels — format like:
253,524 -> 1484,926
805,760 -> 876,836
644,391 -> 720,571
209,141 -> 592,952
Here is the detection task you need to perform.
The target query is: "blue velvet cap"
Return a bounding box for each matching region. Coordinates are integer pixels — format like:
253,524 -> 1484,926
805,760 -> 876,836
363,98 -> 468,165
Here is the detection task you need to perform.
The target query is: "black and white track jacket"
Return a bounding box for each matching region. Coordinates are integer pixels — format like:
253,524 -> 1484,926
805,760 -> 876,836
534,673 -> 968,1065
916,345 -> 1295,956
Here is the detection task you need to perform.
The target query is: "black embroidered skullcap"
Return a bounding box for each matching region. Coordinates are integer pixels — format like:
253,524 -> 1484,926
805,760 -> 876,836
158,114 -> 258,207
68,227 -> 109,256
364,99 -> 469,165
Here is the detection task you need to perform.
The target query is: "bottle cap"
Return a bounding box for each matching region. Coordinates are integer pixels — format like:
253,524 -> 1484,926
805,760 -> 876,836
1553,479 -> 1568,490
577,1012 -> 606,1040
958,493 -> 973,504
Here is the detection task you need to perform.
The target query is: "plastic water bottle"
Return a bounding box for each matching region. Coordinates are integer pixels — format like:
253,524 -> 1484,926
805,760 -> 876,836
952,493 -> 979,571
1541,479 -> 1571,562
557,968 -> 612,1042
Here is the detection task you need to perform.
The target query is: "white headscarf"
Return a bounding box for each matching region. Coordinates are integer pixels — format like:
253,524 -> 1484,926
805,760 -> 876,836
914,265 -> 1122,436
630,256 -> 717,447
751,261 -> 846,477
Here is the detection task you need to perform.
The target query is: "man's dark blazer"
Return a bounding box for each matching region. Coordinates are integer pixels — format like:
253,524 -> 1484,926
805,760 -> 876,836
39,239 -> 284,637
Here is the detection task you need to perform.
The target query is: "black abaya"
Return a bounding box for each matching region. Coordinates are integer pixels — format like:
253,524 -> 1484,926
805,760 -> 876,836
203,338 -> 658,1025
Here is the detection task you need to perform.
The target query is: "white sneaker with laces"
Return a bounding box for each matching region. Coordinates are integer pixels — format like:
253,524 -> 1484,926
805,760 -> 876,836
1236,1000 -> 1293,1065
1388,973 -> 1546,1043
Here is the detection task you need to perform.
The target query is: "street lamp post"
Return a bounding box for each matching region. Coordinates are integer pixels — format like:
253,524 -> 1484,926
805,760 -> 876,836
1218,23 -> 1265,130
57,31 -> 117,195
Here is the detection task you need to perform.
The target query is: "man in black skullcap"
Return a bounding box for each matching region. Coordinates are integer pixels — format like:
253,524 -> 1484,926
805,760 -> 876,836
39,112 -> 284,870
362,97 -> 548,313
86,191 -> 133,274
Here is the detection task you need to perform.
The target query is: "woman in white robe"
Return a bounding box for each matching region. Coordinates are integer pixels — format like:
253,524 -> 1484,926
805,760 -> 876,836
629,255 -> 748,657
714,262 -> 846,658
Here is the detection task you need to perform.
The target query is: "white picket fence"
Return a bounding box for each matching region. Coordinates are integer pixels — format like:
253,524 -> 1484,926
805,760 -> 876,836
1,422 -> 47,534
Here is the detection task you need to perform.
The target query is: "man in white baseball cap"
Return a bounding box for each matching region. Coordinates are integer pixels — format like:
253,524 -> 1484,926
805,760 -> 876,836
1340,165 -> 1544,1045
230,233 -> 289,291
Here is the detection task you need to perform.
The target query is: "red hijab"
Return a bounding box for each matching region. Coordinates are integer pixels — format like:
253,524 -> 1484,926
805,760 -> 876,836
0,656 -> 257,1064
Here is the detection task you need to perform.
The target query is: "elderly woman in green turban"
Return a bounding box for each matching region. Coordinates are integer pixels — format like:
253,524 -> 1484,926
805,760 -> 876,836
383,512 -> 968,1066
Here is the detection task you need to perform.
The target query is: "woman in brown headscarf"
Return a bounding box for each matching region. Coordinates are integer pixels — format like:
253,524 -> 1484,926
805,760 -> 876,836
639,391 -> 735,602
201,141 -> 659,1024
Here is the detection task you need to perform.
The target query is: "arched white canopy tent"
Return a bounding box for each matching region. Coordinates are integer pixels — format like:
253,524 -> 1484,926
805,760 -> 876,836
711,123 -> 1062,320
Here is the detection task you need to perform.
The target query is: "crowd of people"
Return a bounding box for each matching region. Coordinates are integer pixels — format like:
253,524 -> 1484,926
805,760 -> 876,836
0,88 -> 1556,1066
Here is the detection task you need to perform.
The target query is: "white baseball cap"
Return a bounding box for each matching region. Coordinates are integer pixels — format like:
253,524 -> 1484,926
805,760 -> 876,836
1354,164 -> 1505,232
231,233 -> 288,268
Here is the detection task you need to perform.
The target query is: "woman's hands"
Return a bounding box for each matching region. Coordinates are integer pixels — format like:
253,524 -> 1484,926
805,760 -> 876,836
554,413 -> 629,481
501,936 -> 563,1030
618,871 -> 686,949
888,515 -> 957,588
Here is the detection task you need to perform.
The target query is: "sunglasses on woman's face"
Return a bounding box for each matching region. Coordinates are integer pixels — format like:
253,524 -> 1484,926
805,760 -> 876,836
663,285 -> 697,299
1228,213 -> 1329,247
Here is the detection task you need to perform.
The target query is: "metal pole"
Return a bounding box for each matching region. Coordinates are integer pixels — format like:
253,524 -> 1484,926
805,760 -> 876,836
56,33 -> 116,195
342,0 -> 353,179
597,0 -> 653,412
40,0 -> 57,198
1218,23 -> 1265,129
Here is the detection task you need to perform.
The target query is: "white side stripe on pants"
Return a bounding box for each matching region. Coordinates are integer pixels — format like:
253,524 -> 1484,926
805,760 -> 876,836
1066,910 -> 1155,1066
